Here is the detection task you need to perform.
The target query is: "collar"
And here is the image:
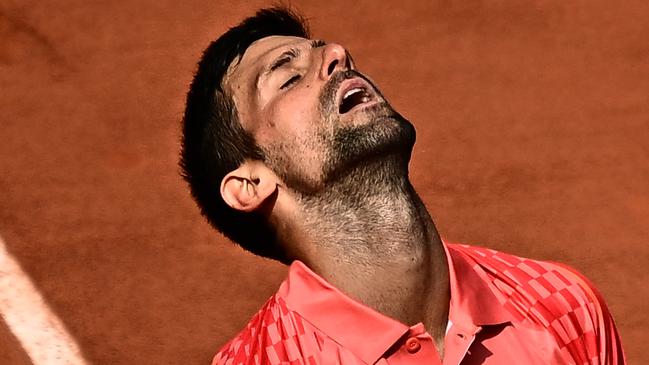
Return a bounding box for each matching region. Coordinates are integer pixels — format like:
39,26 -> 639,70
277,260 -> 410,364
443,241 -> 514,329
277,241 -> 513,364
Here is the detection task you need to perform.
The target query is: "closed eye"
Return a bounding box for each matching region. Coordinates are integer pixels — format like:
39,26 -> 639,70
280,74 -> 301,89
270,48 -> 299,72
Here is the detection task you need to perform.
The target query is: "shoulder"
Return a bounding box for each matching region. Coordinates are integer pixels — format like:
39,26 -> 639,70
450,243 -> 596,298
448,242 -> 625,364
211,295 -> 275,365
449,242 -> 605,322
211,294 -> 318,365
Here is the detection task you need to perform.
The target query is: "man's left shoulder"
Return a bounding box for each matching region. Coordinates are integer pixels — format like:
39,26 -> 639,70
449,242 -> 606,319
448,242 -> 626,364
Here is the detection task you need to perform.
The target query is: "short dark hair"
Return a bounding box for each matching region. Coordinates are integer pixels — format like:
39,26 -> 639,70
180,7 -> 309,263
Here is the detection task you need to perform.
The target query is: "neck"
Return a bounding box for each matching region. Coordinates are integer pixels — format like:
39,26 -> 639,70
284,158 -> 450,347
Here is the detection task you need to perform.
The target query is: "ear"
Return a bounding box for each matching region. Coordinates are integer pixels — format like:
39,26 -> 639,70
220,160 -> 278,213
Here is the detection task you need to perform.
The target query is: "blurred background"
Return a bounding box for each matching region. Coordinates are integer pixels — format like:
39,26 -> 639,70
1,0 -> 647,364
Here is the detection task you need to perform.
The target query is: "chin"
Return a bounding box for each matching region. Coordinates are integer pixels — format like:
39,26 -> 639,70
323,109 -> 416,183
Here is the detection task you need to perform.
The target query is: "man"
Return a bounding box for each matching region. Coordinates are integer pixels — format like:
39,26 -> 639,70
180,7 -> 625,365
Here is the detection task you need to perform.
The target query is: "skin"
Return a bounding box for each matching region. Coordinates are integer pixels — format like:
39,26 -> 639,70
220,36 -> 450,354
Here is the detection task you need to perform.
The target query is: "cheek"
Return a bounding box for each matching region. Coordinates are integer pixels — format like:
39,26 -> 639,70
264,89 -> 321,138
260,89 -> 332,183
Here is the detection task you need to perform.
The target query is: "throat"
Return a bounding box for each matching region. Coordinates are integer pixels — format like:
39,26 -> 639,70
288,158 -> 450,341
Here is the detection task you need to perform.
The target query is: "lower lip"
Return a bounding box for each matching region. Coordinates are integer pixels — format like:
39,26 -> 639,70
346,99 -> 380,114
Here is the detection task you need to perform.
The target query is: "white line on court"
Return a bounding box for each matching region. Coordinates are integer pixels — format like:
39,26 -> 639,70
0,234 -> 88,365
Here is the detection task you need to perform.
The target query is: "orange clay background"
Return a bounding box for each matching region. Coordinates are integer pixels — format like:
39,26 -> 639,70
1,1 -> 648,364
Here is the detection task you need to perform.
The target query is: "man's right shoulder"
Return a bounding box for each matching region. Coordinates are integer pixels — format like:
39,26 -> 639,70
211,295 -> 275,365
211,294 -> 318,365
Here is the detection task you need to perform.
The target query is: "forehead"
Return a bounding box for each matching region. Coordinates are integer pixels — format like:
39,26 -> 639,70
225,35 -> 308,89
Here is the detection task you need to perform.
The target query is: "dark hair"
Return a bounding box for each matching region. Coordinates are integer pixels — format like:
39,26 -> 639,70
180,7 -> 310,263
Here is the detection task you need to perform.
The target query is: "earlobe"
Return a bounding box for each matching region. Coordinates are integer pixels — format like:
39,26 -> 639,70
220,161 -> 278,212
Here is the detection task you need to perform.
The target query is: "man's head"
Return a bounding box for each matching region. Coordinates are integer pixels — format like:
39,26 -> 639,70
180,7 -> 415,263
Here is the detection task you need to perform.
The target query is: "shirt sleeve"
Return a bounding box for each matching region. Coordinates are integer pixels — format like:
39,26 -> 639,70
553,263 -> 626,365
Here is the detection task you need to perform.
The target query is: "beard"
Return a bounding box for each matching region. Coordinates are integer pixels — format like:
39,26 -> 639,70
263,70 -> 416,197
318,70 -> 418,198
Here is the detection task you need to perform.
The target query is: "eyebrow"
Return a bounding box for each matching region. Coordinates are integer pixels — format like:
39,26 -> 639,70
311,39 -> 326,48
268,47 -> 300,72
256,39 -> 328,88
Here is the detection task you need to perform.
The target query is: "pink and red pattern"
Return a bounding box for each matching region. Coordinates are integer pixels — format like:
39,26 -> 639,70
213,243 -> 625,365
454,244 -> 624,365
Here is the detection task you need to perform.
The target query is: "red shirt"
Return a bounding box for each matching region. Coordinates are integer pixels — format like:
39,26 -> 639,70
213,242 -> 625,364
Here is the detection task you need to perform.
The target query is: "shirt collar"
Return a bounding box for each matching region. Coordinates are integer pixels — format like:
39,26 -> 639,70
277,260 -> 409,364
277,241 -> 513,364
443,241 -> 514,329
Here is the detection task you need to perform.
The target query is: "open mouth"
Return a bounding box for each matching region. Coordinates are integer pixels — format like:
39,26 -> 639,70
337,78 -> 376,114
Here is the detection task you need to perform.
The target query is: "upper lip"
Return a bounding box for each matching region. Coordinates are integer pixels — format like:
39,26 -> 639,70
336,77 -> 377,114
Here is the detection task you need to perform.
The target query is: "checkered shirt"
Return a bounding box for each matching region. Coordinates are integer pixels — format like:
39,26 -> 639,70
213,242 -> 625,364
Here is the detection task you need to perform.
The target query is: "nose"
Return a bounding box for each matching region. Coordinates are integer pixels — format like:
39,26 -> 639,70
319,43 -> 349,80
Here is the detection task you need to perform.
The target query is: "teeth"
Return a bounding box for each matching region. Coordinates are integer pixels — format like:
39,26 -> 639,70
343,87 -> 364,100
